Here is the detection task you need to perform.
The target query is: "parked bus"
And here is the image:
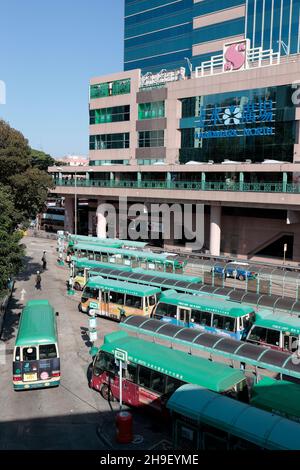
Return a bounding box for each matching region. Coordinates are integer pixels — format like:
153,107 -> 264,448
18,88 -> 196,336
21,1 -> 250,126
167,384 -> 300,450
89,331 -> 247,409
13,300 -> 60,390
250,376 -> 300,423
68,242 -> 186,272
79,277 -> 160,320
246,310 -> 300,352
68,234 -> 148,250
152,290 -> 255,341
70,257 -> 201,291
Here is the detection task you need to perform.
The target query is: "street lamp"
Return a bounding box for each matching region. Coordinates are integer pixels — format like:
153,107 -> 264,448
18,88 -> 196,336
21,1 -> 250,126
74,171 -> 77,236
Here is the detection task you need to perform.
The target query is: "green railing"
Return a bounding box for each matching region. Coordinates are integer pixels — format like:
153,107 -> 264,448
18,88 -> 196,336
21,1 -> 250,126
53,179 -> 300,194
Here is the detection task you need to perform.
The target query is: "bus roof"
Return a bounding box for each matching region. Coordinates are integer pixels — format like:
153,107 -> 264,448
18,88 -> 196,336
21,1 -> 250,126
159,290 -> 254,318
101,331 -> 245,392
69,235 -> 148,249
254,310 -> 300,335
72,257 -> 133,272
251,377 -> 300,422
15,300 -> 57,347
167,384 -> 300,450
71,243 -> 182,263
133,268 -> 201,283
86,276 -> 161,297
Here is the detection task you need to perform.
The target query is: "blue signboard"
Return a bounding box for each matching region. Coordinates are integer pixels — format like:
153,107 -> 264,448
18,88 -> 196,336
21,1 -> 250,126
180,99 -> 276,140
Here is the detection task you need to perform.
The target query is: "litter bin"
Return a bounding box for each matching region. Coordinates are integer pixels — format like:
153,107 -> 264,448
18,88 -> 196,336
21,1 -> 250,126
115,411 -> 133,444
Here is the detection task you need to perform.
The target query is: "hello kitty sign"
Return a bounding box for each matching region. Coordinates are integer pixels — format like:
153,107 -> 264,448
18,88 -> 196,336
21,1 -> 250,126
223,39 -> 250,73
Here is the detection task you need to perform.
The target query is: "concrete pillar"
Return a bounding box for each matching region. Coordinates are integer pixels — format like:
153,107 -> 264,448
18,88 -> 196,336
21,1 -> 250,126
201,172 -> 206,190
96,201 -> 107,238
239,172 -> 244,191
88,211 -> 95,235
282,172 -> 287,192
64,196 -> 74,233
137,171 -> 142,187
167,172 -> 171,189
210,205 -> 221,256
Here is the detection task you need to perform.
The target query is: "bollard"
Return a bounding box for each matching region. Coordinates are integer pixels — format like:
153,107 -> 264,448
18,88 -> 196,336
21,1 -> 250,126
115,411 -> 133,444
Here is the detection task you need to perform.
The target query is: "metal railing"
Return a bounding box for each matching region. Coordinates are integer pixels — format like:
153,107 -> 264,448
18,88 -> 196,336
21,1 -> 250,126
53,178 -> 300,194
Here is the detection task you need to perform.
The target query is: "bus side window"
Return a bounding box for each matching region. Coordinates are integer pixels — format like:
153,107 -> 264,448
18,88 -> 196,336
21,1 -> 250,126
125,294 -> 142,309
148,295 -> 156,306
248,326 -> 268,343
266,329 -> 280,347
138,366 -> 151,389
15,347 -> 21,362
191,309 -> 201,324
199,311 -> 212,327
150,371 -> 166,394
127,363 -> 137,383
110,291 -> 124,305
165,377 -> 184,395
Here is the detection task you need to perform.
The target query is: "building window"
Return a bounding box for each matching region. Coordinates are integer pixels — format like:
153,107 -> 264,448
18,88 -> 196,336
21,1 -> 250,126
89,160 -> 129,166
138,130 -> 164,148
90,105 -> 130,125
90,79 -> 131,99
137,159 -> 164,165
89,133 -> 130,150
138,101 -> 165,120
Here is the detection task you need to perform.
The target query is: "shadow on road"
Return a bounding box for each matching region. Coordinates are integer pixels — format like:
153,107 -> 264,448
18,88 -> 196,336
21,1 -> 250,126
0,296 -> 22,342
80,327 -> 93,348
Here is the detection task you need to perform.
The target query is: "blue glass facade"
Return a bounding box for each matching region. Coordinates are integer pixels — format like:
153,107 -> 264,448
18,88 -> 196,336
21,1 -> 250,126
124,0 -> 300,74
124,0 -> 245,73
246,0 -> 300,55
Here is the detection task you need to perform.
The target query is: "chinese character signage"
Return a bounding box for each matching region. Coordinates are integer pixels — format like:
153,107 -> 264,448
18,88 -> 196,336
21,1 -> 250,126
140,68 -> 185,88
194,98 -> 276,140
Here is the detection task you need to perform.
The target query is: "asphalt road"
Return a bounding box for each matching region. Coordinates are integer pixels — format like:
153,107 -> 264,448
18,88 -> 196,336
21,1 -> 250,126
0,237 -> 169,450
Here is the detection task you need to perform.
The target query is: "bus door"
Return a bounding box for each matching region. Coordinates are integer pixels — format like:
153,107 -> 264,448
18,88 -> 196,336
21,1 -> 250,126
283,333 -> 299,353
178,308 -> 191,327
101,291 -> 110,317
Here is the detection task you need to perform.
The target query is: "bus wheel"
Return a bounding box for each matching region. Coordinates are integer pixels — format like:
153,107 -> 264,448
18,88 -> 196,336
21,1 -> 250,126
74,282 -> 81,291
100,384 -> 114,401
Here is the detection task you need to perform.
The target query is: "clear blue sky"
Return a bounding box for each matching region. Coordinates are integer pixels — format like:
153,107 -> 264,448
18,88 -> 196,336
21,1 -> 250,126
0,0 -> 124,158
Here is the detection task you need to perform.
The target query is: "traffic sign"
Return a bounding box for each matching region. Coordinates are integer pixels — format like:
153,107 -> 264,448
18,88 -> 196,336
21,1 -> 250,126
115,348 -> 128,363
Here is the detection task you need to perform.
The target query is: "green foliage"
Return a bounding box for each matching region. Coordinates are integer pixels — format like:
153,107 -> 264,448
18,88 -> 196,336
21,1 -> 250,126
0,185 -> 24,293
10,167 -> 54,220
30,149 -> 56,171
0,120 -> 55,290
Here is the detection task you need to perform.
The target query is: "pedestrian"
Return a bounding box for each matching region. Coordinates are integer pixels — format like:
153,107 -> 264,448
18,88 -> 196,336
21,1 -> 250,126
42,251 -> 47,270
36,271 -> 42,290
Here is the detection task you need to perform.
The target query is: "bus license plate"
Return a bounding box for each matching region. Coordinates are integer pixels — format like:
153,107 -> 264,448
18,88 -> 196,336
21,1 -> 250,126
23,373 -> 37,382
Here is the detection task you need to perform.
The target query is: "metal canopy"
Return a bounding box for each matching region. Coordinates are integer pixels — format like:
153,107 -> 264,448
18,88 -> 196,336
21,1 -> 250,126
87,265 -> 300,315
121,316 -> 300,379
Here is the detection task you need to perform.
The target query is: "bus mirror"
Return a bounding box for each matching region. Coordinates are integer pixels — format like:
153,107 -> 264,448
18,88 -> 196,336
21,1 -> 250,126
56,312 -> 59,316
89,346 -> 98,357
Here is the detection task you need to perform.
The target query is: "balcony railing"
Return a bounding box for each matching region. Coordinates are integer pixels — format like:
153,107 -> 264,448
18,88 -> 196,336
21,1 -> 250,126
53,178 -> 300,194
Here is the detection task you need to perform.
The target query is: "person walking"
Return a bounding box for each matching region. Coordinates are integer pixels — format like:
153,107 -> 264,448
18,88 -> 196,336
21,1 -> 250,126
42,251 -> 47,270
36,271 -> 42,290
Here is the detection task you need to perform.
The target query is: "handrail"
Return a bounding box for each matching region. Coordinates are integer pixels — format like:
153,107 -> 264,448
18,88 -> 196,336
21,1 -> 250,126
53,178 -> 300,194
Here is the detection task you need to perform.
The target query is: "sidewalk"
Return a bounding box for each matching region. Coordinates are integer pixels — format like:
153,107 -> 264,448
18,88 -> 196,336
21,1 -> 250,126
96,403 -> 173,451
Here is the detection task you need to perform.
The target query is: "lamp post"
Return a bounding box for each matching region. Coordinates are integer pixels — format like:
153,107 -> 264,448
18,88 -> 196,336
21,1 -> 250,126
74,171 -> 77,235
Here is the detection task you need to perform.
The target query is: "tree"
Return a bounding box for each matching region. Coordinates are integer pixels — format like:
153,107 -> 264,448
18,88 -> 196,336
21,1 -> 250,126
30,149 -> 56,171
0,185 -> 24,294
9,167 -> 54,220
0,120 -> 31,184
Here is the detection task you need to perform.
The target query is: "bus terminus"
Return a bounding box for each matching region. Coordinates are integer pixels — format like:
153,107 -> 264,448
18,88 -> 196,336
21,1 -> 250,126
13,300 -> 60,390
89,331 -> 247,409
79,277 -> 160,320
152,290 -> 255,341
